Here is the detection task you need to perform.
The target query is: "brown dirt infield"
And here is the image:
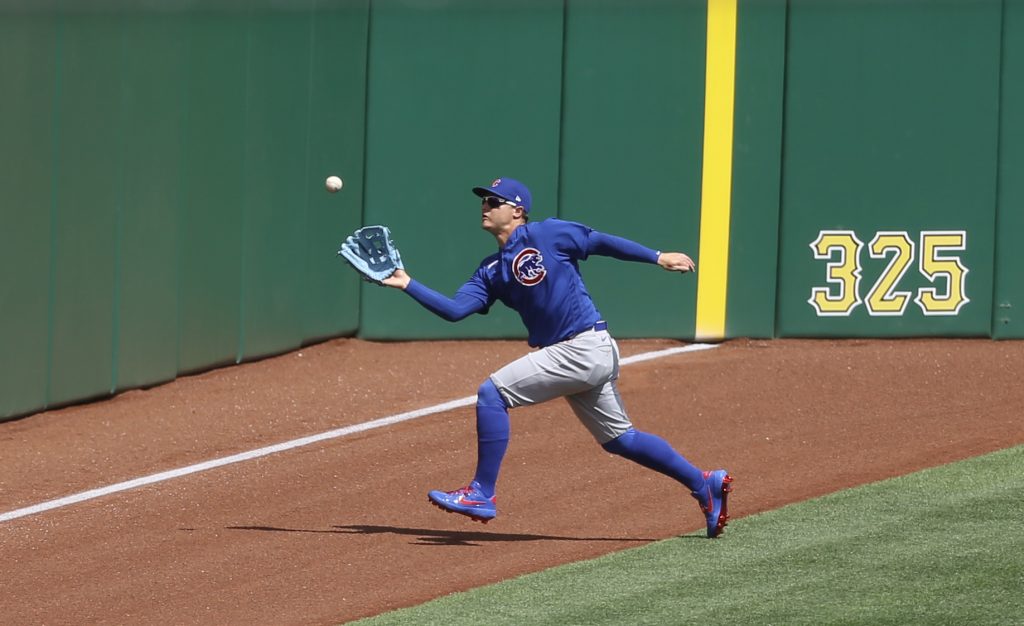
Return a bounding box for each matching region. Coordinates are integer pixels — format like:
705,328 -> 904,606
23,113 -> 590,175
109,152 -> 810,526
1,337 -> 1022,624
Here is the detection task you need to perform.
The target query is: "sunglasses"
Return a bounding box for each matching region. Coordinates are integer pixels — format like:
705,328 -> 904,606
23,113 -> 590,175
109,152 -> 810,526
482,196 -> 515,209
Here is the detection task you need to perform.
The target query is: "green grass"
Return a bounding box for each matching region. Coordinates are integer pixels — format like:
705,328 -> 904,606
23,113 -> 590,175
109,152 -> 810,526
351,446 -> 1024,625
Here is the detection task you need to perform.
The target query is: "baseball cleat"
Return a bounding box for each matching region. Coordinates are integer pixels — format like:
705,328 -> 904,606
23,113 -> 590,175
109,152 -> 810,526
427,483 -> 497,524
694,469 -> 733,538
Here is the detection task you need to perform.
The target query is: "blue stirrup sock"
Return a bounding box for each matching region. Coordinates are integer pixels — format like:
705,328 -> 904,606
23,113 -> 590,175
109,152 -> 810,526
602,428 -> 706,492
471,379 -> 510,499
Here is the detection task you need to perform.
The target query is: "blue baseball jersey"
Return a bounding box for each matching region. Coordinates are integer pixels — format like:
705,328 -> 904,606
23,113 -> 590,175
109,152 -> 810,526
454,219 -> 656,348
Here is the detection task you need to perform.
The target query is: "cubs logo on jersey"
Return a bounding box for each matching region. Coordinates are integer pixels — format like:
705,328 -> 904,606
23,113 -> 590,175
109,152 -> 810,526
512,248 -> 546,286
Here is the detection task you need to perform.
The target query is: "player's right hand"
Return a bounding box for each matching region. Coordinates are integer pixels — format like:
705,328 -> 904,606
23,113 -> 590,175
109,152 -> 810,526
657,252 -> 695,273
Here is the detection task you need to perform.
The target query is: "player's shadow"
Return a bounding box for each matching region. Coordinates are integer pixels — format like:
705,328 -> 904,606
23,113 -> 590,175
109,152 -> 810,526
225,524 -> 661,547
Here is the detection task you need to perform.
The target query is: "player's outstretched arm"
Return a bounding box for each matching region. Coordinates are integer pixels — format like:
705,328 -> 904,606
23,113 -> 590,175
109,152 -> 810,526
657,252 -> 696,273
585,231 -> 695,273
383,268 -> 486,322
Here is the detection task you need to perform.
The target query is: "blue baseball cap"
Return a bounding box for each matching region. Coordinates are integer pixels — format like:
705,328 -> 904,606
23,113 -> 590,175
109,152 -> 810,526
472,177 -> 532,213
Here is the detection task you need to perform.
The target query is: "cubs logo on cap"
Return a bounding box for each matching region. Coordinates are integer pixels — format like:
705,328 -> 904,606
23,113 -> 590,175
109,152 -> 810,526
472,177 -> 532,213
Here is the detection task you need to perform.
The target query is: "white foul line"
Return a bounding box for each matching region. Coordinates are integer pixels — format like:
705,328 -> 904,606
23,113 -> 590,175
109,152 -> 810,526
618,342 -> 718,365
0,343 -> 718,524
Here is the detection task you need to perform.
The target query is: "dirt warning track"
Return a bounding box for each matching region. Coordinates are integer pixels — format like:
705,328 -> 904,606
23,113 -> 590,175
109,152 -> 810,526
2,338 -> 1021,624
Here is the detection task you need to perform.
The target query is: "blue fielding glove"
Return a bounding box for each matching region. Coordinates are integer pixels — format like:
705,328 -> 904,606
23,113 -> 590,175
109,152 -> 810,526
338,225 -> 404,284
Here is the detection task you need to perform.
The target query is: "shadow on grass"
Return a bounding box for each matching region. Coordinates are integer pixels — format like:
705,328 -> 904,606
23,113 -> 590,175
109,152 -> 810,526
224,524 -> 664,547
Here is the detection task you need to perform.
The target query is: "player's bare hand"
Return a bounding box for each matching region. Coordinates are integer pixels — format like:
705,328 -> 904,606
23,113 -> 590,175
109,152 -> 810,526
657,252 -> 695,273
381,268 -> 412,289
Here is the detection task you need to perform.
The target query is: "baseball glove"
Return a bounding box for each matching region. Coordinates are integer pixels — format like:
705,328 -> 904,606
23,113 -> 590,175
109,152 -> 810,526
337,225 -> 404,284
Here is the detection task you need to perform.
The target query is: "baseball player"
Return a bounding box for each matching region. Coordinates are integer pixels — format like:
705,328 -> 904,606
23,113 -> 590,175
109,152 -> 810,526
380,177 -> 732,538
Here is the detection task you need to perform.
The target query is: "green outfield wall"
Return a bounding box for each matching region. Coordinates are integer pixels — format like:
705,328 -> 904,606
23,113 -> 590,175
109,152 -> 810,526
0,2 -> 368,419
1,0 -> 1021,421
775,0 -> 1002,337
995,0 -> 1024,338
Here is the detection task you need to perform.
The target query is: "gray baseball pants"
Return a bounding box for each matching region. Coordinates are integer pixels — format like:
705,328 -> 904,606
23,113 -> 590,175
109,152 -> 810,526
489,327 -> 633,443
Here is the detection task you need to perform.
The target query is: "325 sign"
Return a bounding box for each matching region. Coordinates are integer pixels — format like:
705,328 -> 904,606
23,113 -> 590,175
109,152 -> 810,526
808,230 -> 969,317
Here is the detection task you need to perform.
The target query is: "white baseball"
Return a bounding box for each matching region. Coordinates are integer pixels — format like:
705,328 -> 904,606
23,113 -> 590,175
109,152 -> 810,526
325,175 -> 344,193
